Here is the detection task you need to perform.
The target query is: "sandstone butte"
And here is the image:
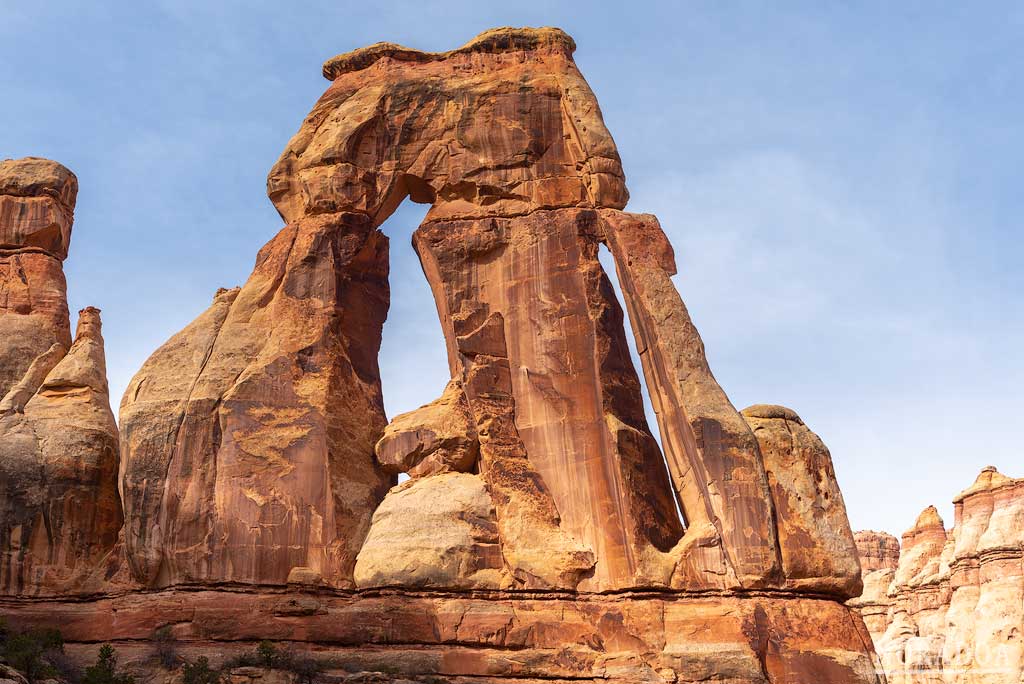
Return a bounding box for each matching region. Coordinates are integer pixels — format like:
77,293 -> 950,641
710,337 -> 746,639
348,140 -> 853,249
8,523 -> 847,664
0,27 -> 887,684
850,467 -> 1024,683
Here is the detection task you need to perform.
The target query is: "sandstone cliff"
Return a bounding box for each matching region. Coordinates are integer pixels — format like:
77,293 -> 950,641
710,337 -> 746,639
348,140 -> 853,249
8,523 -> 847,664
0,158 -> 122,595
852,466 -> 1024,683
0,28 -> 883,684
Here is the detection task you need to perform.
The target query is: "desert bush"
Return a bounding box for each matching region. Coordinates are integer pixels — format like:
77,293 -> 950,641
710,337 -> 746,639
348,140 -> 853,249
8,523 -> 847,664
82,645 -> 134,684
221,642 -> 326,684
281,653 -> 324,684
255,641 -> 277,668
0,623 -> 64,683
181,657 -> 221,684
45,649 -> 82,684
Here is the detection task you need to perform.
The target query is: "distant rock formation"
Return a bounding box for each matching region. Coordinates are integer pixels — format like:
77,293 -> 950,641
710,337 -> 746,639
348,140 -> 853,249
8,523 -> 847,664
849,530 -> 900,635
0,28 -> 884,684
851,466 -> 1024,682
0,158 -> 121,595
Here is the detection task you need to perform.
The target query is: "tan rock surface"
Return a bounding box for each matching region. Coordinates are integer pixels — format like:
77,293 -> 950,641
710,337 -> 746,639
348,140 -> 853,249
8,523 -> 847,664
374,379 -> 478,477
0,159 -> 121,597
414,209 -> 683,590
0,158 -> 76,402
599,209 -> 781,589
0,307 -> 121,595
354,472 -> 506,589
0,157 -> 77,260
741,404 -> 862,598
849,530 -> 899,635
268,27 -> 627,226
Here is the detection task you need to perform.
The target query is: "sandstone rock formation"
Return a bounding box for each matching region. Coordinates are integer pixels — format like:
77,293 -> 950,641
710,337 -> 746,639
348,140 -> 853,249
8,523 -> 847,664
354,472 -> 505,589
374,379 -> 478,478
850,530 -> 900,635
118,212 -> 393,588
1,28 -> 883,684
0,158 -> 122,596
851,467 -> 1024,683
3,590 -> 883,683
741,404 -> 862,597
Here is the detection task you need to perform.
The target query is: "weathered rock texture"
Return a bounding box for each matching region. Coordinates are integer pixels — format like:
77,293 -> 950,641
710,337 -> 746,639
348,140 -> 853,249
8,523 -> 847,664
0,158 -> 122,596
741,404 -> 862,597
2,28 -> 882,684
849,530 -> 900,635
1,589 -> 882,684
354,472 -> 505,589
118,212 -> 393,588
374,379 -> 478,478
852,467 -> 1024,683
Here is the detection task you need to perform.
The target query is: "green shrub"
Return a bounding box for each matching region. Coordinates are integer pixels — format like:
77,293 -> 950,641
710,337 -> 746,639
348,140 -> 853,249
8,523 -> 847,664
255,641 -> 277,667
82,645 -> 134,684
181,657 -> 221,684
0,625 -> 64,683
221,642 -> 326,684
220,651 -> 259,669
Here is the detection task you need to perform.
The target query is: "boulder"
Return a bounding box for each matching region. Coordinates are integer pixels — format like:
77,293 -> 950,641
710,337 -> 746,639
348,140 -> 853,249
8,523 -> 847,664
354,472 -> 506,589
374,379 -> 478,477
741,404 -> 862,598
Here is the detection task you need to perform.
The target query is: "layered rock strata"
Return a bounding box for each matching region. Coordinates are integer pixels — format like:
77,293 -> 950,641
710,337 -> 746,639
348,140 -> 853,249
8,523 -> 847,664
1,28 -> 882,684
852,467 -> 1024,683
849,530 -> 900,635
0,158 -> 122,595
1,590 -> 882,684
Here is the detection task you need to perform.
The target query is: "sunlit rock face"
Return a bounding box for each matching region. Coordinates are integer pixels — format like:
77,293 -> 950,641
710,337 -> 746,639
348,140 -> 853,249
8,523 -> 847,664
0,158 -> 121,596
852,466 -> 1024,683
849,530 -> 900,635
3,28 -> 882,684
118,211 -> 393,588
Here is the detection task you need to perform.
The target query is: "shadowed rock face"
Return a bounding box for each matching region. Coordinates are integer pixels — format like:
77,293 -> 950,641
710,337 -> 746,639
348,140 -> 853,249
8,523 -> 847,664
852,467 -> 1024,683
3,28 -> 881,684
0,158 -> 121,596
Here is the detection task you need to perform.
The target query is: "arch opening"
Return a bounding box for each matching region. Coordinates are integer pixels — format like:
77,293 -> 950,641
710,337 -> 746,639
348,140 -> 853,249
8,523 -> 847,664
376,200 -> 445,428
597,242 -> 687,529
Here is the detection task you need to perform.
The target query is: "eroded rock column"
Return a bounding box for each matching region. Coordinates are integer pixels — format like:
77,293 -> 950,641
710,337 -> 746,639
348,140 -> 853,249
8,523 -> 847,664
599,209 -> 781,588
0,158 -> 122,596
856,468 -> 1024,683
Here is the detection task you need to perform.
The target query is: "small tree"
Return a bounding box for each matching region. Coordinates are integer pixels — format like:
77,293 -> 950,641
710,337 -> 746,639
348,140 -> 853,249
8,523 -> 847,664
82,645 -> 134,684
1,627 -> 64,683
181,657 -> 221,684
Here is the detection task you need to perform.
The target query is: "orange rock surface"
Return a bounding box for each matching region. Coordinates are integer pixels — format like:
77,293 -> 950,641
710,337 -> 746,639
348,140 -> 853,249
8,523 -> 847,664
0,28 -> 882,683
0,158 -> 121,595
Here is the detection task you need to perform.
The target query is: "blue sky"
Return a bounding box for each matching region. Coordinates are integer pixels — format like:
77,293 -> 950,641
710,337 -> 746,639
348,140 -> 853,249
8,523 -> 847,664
2,2 -> 1021,535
